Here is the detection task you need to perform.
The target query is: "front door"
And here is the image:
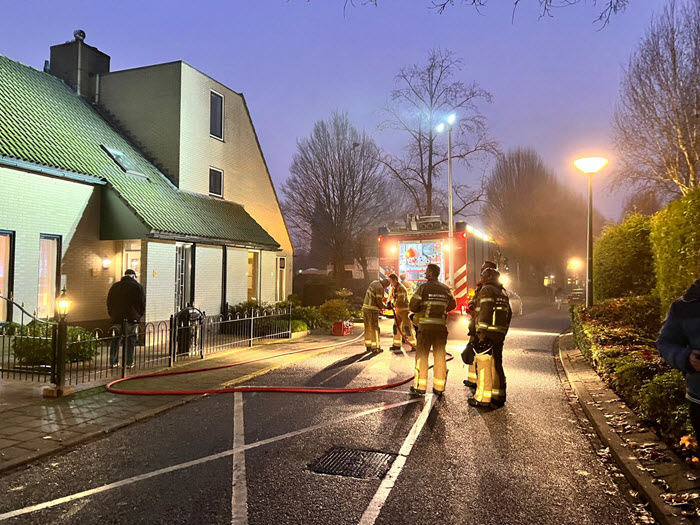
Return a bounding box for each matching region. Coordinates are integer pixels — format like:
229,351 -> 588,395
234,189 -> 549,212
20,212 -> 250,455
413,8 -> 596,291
175,244 -> 193,312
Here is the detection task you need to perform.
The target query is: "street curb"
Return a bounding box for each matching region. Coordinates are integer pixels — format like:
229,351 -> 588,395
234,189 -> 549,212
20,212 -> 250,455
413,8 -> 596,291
557,334 -> 691,525
0,333 -> 364,476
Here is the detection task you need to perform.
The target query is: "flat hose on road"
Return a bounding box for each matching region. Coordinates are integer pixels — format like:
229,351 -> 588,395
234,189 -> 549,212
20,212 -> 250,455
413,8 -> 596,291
107,323 -> 452,396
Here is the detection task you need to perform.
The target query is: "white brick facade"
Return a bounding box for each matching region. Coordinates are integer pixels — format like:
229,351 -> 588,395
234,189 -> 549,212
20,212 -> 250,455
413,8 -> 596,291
142,240 -> 176,323
226,247 -> 248,306
194,245 -> 223,315
260,251 -> 277,304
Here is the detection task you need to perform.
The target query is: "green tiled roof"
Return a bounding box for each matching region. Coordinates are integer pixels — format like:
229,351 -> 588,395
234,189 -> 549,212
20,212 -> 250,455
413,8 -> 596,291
0,54 -> 280,249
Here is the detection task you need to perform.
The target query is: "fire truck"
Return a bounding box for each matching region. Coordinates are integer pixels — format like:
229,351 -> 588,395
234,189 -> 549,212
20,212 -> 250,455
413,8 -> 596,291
377,215 -> 499,317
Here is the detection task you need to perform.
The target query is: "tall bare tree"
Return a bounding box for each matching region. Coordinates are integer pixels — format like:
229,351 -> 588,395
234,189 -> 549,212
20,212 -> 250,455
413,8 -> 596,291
612,0 -> 700,197
282,112 -> 388,280
378,49 -> 499,217
621,189 -> 665,217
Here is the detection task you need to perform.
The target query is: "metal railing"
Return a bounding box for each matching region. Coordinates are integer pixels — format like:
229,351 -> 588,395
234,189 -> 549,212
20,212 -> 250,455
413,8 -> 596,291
0,297 -> 292,388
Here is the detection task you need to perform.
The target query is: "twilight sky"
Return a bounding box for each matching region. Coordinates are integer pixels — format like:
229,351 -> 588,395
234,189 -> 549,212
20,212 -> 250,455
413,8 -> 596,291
1,0 -> 664,221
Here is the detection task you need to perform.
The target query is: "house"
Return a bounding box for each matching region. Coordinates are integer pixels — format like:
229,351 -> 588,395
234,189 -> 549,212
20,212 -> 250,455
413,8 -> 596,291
0,31 -> 293,328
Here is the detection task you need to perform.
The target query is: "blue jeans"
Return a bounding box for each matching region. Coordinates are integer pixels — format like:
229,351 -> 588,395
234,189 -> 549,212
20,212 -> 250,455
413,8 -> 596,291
110,322 -> 137,367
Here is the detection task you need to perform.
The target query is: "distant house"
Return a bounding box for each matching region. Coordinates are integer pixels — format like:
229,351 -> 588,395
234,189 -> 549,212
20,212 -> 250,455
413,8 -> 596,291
0,32 -> 293,327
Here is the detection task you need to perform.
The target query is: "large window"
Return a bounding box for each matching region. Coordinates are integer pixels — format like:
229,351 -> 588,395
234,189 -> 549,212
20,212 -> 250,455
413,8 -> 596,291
0,231 -> 14,322
37,235 -> 61,319
247,251 -> 259,302
210,91 -> 224,140
209,167 -> 223,197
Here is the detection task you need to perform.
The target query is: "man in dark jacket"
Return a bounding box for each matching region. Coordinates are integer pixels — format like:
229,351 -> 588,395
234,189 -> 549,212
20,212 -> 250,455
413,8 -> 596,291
107,269 -> 146,367
657,277 -> 700,437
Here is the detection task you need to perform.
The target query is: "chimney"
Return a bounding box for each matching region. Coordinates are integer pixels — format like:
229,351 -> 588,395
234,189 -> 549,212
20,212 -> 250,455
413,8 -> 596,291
49,29 -> 110,102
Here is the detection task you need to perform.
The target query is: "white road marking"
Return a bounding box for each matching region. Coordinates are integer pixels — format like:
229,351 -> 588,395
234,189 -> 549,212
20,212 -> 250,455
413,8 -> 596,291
0,398 -> 420,522
232,392 -> 248,525
358,393 -> 437,525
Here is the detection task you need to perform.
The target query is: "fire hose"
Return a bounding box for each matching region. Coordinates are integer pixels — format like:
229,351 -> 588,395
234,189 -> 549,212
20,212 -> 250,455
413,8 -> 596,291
107,316 -> 451,396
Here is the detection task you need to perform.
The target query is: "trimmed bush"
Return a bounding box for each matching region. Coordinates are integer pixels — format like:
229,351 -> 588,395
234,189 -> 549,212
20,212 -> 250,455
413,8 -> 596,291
291,306 -> 328,330
637,371 -> 691,442
291,320 -> 308,333
318,299 -> 350,322
593,213 -> 655,301
12,325 -> 99,366
651,187 -> 700,313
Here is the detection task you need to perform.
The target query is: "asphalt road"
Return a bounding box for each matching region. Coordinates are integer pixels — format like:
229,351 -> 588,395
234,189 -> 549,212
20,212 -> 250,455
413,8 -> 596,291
0,304 -> 636,524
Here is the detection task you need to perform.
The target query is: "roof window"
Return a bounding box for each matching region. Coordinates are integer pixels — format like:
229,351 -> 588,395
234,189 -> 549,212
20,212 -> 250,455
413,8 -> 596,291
101,145 -> 147,179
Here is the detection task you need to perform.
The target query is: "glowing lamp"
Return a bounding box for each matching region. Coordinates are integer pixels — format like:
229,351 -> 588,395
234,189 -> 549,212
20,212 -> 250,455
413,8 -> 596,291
444,243 -> 451,251
462,232 -> 467,238
574,157 -> 608,174
378,236 -> 382,243
56,290 -> 71,321
390,246 -> 397,254
435,123 -> 445,133
102,257 -> 111,270
447,113 -> 456,125
500,275 -> 511,287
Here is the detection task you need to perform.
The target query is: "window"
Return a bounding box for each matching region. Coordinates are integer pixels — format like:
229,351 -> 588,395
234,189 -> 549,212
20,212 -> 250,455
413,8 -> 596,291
101,145 -> 147,179
247,251 -> 259,302
210,91 -> 224,140
37,235 -> 61,319
276,257 -> 286,302
175,243 -> 194,311
0,231 -> 14,322
209,168 -> 223,197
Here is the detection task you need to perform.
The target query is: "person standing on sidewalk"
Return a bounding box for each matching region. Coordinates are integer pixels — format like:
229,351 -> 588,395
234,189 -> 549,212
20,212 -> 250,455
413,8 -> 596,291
107,269 -> 146,368
388,273 -> 416,350
362,278 -> 391,353
409,264 -> 456,397
657,275 -> 700,437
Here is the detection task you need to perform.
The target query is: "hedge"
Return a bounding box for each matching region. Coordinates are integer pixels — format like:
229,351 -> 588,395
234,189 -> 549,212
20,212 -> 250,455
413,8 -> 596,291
593,213 -> 655,301
11,324 -> 99,366
651,187 -> 700,313
291,320 -> 308,333
571,298 -> 691,443
318,299 -> 351,322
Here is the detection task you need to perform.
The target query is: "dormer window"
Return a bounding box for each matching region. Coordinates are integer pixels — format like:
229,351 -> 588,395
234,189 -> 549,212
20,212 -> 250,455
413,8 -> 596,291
101,145 -> 147,179
210,91 -> 224,140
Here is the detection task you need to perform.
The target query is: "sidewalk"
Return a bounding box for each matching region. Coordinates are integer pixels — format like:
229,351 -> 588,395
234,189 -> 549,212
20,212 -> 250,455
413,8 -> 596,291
559,333 -> 700,525
0,331 -> 359,474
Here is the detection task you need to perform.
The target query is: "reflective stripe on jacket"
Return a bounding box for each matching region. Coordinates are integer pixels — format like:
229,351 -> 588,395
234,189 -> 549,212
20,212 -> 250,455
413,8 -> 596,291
362,280 -> 385,311
393,283 -> 410,311
409,278 -> 457,331
475,283 -> 512,339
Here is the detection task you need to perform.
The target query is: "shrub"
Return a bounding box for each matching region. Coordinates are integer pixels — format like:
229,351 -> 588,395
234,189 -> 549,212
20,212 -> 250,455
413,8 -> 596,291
291,306 -> 328,330
0,322 -> 23,335
593,213 -> 656,301
318,299 -> 351,322
291,320 -> 308,333
651,187 -> 700,313
12,325 -> 98,366
287,294 -> 302,306
637,371 -> 691,442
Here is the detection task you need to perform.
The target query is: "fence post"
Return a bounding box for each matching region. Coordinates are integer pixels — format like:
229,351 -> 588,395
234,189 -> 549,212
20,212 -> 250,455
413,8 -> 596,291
199,312 -> 205,359
121,319 -> 128,378
288,304 -> 292,339
248,309 -> 254,347
168,314 -> 174,367
50,324 -> 58,385
43,318 -> 72,397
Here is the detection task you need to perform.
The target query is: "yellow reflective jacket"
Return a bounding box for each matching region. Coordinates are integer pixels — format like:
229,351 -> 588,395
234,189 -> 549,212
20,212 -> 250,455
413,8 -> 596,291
409,278 -> 457,331
475,282 -> 512,342
362,280 -> 385,311
392,283 -> 410,311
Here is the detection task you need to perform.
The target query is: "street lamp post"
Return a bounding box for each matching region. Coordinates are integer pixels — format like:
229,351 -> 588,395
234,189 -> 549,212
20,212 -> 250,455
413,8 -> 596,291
573,157 -> 608,308
437,113 -> 457,287
44,289 -> 74,398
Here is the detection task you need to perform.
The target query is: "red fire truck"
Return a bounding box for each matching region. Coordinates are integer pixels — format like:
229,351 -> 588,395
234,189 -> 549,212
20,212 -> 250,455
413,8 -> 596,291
377,215 -> 499,316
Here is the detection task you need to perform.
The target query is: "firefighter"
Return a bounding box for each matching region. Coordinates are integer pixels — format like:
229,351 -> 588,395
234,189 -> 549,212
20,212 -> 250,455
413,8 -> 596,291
409,263 -> 457,396
400,273 -> 415,298
362,278 -> 391,352
468,267 -> 512,407
463,260 -> 498,388
388,273 -> 416,350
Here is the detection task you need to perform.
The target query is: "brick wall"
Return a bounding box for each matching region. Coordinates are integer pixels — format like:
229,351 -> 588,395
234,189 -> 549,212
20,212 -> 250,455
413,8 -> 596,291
142,240 -> 176,323
194,244 -> 222,316
260,251 -> 277,304
226,247 -> 248,306
0,166 -> 121,323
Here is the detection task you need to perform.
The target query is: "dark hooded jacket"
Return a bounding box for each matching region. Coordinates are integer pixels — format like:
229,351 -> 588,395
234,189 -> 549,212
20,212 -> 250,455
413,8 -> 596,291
657,279 -> 700,403
107,276 -> 146,324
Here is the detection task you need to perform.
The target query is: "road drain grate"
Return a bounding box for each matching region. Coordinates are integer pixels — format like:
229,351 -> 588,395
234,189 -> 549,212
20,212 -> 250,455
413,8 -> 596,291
309,447 -> 397,479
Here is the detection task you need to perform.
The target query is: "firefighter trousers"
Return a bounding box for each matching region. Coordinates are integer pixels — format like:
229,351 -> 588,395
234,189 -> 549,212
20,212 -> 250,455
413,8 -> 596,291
363,310 -> 380,350
393,309 -> 416,347
414,329 -> 448,393
473,340 -> 506,404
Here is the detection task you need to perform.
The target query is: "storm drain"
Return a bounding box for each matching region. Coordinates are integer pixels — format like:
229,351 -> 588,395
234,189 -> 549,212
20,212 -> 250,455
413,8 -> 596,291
309,447 -> 397,479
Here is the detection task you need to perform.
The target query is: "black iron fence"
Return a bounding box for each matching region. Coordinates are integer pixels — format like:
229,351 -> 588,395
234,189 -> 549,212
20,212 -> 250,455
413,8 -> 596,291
0,296 -> 291,388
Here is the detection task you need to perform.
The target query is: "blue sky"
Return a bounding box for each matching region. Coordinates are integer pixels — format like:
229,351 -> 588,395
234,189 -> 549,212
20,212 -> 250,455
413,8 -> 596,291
0,0 -> 665,220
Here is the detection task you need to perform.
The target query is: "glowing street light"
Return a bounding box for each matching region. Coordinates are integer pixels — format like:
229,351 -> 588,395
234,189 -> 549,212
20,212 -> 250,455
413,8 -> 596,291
436,113 -> 458,287
574,156 -> 608,307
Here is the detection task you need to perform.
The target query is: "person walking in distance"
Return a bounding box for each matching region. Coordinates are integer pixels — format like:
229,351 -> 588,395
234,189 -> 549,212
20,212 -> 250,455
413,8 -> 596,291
657,271 -> 700,440
362,278 -> 391,353
388,273 -> 416,350
107,269 -> 146,368
468,267 -> 512,407
409,264 -> 456,397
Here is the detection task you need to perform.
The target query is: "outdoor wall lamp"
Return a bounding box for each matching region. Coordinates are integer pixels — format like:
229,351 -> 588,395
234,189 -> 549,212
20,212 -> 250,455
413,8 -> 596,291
102,256 -> 112,270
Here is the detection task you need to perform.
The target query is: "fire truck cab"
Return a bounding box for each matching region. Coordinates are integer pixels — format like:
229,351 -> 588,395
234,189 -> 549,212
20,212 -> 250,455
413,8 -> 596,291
378,215 -> 499,322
